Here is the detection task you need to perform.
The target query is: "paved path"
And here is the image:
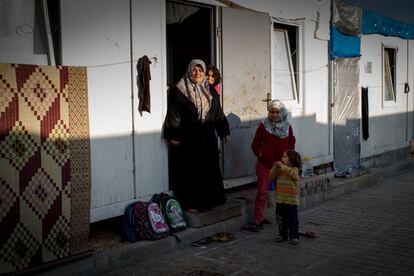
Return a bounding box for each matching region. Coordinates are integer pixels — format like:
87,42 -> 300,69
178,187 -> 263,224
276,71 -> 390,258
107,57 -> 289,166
106,170 -> 414,276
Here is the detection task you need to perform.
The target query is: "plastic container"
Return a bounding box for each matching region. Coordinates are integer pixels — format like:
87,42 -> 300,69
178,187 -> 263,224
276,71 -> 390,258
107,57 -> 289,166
302,156 -> 313,178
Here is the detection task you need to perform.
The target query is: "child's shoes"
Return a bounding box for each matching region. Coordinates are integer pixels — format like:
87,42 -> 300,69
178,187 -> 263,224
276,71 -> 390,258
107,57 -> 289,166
289,238 -> 299,245
275,236 -> 287,242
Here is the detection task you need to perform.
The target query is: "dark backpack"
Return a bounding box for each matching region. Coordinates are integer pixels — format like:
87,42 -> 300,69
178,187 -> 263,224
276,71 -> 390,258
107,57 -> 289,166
151,193 -> 187,233
122,201 -> 140,242
122,201 -> 169,242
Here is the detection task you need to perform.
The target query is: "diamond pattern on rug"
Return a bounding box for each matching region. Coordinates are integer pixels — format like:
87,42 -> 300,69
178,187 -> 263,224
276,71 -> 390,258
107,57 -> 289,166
0,79 -> 16,115
44,216 -> 70,258
0,121 -> 39,171
43,119 -> 70,166
0,223 -> 40,271
21,168 -> 60,220
0,64 -> 90,274
0,179 -> 17,222
18,67 -> 59,121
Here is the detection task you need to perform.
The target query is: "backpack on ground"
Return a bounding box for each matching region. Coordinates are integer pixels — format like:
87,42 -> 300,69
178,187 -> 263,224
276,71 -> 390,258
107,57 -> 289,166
151,193 -> 187,233
122,201 -> 169,241
122,201 -> 140,242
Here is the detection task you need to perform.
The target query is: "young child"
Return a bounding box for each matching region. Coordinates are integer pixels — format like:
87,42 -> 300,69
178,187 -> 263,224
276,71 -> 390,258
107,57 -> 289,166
270,150 -> 302,245
206,64 -> 221,94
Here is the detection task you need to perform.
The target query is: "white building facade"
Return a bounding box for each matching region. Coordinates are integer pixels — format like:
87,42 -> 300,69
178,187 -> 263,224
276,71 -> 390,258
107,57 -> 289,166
1,0 -> 412,222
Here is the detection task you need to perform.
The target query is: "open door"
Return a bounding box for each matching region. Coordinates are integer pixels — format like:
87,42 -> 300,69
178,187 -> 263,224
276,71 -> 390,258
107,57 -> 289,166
221,8 -> 271,187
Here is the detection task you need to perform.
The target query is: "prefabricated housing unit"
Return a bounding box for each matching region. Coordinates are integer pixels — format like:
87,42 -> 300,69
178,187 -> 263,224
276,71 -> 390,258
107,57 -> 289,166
1,0 -> 413,222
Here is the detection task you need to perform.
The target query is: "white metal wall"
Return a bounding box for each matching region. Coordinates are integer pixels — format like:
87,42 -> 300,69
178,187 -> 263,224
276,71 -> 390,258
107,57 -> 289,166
233,0 -> 333,165
60,0 -> 135,221
6,0 -> 413,222
60,0 -> 168,222
359,35 -> 414,158
131,0 -> 169,199
0,0 -> 48,64
58,0 -> 333,220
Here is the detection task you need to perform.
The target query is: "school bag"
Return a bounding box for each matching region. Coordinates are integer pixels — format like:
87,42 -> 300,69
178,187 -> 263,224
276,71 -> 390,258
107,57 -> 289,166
122,201 -> 169,242
122,201 -> 140,242
151,193 -> 187,233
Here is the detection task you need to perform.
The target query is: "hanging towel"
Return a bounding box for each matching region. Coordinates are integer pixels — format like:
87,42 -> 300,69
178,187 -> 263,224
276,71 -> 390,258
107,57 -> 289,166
137,55 -> 152,113
361,87 -> 369,140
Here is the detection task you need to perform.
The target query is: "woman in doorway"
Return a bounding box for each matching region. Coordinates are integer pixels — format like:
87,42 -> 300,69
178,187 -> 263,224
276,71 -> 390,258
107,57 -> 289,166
249,100 -> 296,231
163,59 -> 230,212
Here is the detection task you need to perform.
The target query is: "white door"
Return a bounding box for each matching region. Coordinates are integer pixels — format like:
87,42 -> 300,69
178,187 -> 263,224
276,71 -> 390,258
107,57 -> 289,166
221,8 -> 271,187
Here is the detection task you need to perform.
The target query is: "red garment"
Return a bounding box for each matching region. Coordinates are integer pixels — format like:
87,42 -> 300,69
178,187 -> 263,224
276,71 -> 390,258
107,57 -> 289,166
251,123 -> 296,169
214,85 -> 221,94
254,161 -> 271,224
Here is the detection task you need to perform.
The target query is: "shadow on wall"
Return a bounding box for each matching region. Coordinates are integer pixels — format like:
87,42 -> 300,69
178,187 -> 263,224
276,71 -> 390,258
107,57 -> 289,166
224,111 -> 330,179
1,111 -> 411,218
224,110 -> 413,179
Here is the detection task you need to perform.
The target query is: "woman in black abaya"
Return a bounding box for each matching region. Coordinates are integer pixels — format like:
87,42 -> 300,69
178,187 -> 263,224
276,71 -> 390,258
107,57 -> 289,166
163,59 -> 230,212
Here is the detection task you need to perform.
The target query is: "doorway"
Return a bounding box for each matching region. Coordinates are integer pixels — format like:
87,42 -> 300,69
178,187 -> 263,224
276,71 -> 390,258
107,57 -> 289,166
166,0 -> 215,86
166,1 -> 216,190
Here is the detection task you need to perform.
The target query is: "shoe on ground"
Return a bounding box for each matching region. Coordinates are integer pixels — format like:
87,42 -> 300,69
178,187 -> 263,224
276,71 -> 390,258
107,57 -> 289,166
211,232 -> 235,242
256,223 -> 264,230
299,230 -> 317,238
289,238 -> 299,245
260,219 -> 272,227
191,237 -> 213,247
242,223 -> 260,232
275,236 -> 287,242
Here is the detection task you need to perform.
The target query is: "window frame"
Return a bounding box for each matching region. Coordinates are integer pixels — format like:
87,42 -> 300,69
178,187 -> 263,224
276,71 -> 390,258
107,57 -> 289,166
270,19 -> 301,110
382,44 -> 398,107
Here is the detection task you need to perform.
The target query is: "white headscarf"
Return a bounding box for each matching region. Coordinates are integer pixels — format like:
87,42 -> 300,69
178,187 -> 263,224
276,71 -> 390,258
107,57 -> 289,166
176,59 -> 212,121
263,100 -> 290,138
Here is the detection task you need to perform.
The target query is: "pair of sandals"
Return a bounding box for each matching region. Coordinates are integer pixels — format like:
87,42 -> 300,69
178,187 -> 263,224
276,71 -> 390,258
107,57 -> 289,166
191,232 -> 235,247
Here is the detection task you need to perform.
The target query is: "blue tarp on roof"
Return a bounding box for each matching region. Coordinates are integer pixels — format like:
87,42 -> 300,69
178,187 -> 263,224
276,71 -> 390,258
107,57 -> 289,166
362,10 -> 414,39
330,25 -> 361,59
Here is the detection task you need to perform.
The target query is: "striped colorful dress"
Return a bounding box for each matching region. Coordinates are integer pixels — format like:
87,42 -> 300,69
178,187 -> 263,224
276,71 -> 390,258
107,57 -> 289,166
270,164 -> 300,205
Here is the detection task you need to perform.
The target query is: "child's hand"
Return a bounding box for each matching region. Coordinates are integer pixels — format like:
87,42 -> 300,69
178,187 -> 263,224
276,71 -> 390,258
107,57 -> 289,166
275,161 -> 283,167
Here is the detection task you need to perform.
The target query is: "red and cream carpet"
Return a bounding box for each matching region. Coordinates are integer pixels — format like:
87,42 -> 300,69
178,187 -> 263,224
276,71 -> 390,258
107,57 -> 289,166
0,64 -> 91,273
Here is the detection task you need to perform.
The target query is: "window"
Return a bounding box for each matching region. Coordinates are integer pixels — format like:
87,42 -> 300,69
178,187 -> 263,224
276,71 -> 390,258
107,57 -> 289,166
271,22 -> 299,102
383,46 -> 397,102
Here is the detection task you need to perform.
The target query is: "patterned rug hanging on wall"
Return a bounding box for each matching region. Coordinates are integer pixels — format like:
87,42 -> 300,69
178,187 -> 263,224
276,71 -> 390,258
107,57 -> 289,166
0,64 -> 91,274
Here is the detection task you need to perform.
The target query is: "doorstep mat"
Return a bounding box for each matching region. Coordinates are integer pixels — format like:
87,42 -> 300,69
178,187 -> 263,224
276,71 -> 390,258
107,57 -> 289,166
0,64 -> 91,274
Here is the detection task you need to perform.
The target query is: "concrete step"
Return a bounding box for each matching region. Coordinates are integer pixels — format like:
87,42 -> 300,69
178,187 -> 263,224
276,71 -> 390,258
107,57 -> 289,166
184,200 -> 242,228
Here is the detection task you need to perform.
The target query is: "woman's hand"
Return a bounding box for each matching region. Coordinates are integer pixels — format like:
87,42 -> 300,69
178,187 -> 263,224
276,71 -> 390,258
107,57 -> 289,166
222,136 -> 229,143
170,139 -> 180,146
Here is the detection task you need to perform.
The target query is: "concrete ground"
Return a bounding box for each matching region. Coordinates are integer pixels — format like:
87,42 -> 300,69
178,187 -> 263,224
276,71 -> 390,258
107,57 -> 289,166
39,160 -> 414,276
101,167 -> 414,276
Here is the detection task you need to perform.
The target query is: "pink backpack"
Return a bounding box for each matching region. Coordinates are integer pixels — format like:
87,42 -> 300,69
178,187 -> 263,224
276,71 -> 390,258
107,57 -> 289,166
133,201 -> 169,240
